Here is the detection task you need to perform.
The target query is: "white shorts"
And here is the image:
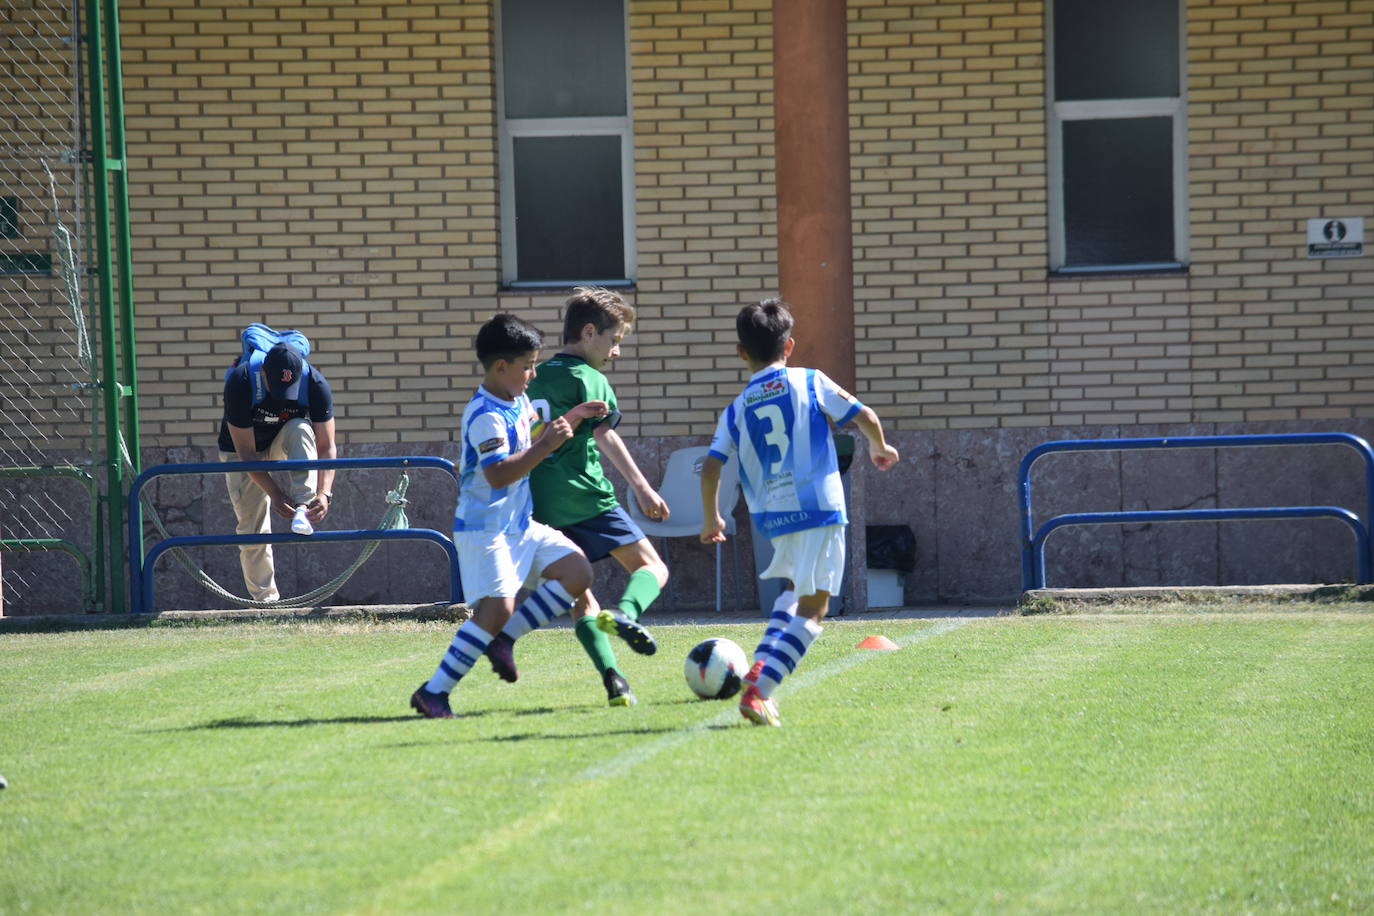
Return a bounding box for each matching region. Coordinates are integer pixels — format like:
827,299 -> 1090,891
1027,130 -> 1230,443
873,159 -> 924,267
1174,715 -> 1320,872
455,521 -> 580,602
759,524 -> 846,598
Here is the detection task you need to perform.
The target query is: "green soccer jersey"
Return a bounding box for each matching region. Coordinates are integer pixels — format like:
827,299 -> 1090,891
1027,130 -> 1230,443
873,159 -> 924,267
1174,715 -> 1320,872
527,353 -> 620,528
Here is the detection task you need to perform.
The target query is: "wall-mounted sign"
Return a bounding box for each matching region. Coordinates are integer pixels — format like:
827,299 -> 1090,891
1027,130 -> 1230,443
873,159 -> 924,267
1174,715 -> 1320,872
1307,217 -> 1364,258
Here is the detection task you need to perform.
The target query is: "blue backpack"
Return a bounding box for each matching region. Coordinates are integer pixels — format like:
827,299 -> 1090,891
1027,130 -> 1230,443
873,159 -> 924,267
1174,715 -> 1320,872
225,323 -> 312,407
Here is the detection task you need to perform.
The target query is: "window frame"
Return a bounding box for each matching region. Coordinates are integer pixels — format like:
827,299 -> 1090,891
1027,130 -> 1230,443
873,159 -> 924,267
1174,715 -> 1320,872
496,2 -> 637,289
1046,1 -> 1189,275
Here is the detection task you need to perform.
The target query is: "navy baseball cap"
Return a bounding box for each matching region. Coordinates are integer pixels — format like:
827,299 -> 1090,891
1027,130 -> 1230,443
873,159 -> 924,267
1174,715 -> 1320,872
262,343 -> 305,400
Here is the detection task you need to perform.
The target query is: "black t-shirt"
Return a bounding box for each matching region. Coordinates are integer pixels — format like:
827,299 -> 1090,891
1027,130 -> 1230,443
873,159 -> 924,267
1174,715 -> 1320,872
217,361 -> 335,453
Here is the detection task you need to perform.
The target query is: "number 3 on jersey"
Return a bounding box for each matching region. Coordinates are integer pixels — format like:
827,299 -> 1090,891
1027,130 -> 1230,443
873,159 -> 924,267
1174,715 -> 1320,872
754,404 -> 790,473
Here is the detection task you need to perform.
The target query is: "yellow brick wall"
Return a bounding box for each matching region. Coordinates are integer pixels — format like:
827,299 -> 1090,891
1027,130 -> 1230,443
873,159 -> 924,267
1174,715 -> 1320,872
626,0 -> 776,435
850,0 -> 1373,430
122,0 -> 501,447
115,0 -> 1373,449
1183,0 -> 1374,424
849,0 -> 1052,430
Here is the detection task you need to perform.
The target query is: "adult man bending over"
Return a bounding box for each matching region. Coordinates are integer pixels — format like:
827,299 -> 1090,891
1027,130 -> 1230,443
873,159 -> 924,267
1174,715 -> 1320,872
218,342 -> 337,602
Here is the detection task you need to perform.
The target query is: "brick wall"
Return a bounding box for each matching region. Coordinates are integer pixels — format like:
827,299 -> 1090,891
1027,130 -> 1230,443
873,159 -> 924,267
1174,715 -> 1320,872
7,0 -> 1372,612
847,0 -> 1373,432
848,0 -> 1053,429
627,0 -> 777,435
118,0 -> 1372,452
121,0 -> 501,448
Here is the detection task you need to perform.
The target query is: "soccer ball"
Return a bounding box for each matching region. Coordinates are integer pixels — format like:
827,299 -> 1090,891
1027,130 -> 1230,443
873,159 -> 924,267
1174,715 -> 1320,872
684,637 -> 749,700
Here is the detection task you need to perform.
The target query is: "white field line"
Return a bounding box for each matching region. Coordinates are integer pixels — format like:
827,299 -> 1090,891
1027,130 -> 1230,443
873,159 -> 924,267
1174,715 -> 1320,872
356,619 -> 970,911
577,618 -> 968,781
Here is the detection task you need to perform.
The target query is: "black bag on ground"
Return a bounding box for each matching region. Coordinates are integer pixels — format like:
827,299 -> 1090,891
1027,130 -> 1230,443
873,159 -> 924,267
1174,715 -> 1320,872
866,525 -> 916,572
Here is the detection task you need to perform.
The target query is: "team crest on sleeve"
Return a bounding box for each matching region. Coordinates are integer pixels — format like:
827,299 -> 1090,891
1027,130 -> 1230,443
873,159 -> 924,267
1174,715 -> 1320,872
478,437 -> 504,454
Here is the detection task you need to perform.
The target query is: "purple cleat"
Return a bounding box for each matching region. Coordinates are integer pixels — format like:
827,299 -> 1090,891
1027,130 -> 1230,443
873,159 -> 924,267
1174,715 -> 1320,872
486,631 -> 519,683
410,684 -> 455,719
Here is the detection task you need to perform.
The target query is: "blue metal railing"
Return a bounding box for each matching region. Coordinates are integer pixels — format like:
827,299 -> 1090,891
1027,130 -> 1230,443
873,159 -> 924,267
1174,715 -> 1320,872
1018,433 -> 1374,590
129,456 -> 462,614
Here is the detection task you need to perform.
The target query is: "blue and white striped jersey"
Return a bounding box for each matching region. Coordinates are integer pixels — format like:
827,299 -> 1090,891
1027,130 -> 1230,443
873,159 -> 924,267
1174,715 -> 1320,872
454,385 -> 538,534
707,366 -> 863,538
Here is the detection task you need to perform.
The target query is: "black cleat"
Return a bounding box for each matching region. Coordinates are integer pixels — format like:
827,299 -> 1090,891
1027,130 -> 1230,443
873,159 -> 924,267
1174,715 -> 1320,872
486,631 -> 519,682
410,684 -> 455,719
596,609 -> 657,656
603,668 -> 637,707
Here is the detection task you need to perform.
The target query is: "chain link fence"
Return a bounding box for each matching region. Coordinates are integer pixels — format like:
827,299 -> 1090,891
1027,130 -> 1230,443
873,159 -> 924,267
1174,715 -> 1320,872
1,0 -> 100,613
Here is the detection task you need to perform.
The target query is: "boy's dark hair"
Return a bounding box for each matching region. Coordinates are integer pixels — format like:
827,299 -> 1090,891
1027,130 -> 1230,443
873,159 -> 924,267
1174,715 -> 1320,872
476,313 -> 543,368
736,298 -> 794,364
563,286 -> 636,344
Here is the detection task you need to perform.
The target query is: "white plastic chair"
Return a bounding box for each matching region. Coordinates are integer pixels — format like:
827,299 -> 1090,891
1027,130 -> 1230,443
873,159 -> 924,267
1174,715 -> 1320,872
627,445 -> 742,612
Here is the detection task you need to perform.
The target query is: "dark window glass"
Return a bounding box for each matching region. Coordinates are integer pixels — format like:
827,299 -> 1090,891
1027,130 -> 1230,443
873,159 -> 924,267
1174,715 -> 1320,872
1055,0 -> 1178,101
502,0 -> 626,119
1062,118 -> 1174,267
0,196 -> 18,239
514,135 -> 624,281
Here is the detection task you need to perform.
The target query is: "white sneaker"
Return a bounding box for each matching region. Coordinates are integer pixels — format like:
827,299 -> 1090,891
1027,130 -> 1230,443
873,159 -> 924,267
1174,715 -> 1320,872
291,505 -> 314,536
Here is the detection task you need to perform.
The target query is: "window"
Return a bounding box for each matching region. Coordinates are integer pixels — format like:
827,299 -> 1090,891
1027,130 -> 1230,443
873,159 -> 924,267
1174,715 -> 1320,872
498,0 -> 635,287
1,196 -> 19,239
1047,0 -> 1187,273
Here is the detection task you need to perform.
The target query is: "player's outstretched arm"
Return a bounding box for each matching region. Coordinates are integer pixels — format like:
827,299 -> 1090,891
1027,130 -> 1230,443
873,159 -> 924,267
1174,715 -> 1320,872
480,401 -> 607,489
563,399 -> 608,427
595,425 -> 670,521
698,455 -> 727,543
852,405 -> 900,470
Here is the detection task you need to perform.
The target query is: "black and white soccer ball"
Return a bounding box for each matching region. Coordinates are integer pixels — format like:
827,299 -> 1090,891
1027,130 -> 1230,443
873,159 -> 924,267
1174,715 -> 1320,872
684,637 -> 749,700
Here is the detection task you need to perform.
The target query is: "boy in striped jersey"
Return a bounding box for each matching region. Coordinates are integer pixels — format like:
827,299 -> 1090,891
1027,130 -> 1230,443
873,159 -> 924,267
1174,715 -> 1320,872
699,299 -> 899,726
410,313 -> 607,719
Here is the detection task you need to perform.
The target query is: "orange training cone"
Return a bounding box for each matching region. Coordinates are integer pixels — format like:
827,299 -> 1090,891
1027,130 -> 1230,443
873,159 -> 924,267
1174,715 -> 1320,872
856,635 -> 899,650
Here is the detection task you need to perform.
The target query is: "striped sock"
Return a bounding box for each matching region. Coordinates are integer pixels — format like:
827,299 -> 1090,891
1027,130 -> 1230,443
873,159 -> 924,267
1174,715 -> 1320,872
755,614 -> 822,700
500,580 -> 577,641
754,589 -> 798,666
425,620 -> 495,694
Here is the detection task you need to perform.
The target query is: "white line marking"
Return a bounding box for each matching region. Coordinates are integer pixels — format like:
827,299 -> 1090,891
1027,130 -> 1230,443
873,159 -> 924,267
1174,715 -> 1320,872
577,619 -> 968,781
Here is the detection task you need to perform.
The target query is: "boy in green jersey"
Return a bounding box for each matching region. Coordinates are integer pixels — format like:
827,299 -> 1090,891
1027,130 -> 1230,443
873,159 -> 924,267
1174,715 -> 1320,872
484,287 -> 670,706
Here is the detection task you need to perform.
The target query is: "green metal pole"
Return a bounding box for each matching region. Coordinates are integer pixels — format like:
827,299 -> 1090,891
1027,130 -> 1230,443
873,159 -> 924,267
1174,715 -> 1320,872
103,0 -> 139,471
84,0 -> 127,613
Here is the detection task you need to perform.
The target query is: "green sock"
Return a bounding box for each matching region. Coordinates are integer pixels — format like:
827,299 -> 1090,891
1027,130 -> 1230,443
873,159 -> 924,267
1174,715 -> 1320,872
575,615 -> 618,676
617,567 -> 663,621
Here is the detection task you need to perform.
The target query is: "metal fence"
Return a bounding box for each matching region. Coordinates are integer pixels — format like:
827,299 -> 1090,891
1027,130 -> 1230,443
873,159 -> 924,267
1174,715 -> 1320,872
0,0 -> 136,614
0,0 -> 98,611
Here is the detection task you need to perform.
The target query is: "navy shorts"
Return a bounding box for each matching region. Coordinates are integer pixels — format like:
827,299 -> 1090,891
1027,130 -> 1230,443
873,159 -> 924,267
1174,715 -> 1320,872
558,506 -> 646,563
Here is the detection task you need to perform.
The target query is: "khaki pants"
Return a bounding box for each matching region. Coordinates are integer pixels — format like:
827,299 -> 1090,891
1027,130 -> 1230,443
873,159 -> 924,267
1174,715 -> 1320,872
220,419 -> 318,601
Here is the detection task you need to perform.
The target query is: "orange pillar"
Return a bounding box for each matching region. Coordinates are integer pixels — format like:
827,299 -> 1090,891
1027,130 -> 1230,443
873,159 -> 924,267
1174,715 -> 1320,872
772,0 -> 855,390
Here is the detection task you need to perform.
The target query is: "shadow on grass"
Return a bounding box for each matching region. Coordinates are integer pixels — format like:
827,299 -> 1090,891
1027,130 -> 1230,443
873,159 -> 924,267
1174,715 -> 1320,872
160,697 -> 738,733
509,697 -> 731,716
370,721 -> 737,749
164,711 -> 492,731
488,724 -> 720,742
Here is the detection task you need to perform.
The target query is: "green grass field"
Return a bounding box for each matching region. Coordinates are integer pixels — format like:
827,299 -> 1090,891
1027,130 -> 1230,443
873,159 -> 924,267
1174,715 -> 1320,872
3,609 -> 1373,913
